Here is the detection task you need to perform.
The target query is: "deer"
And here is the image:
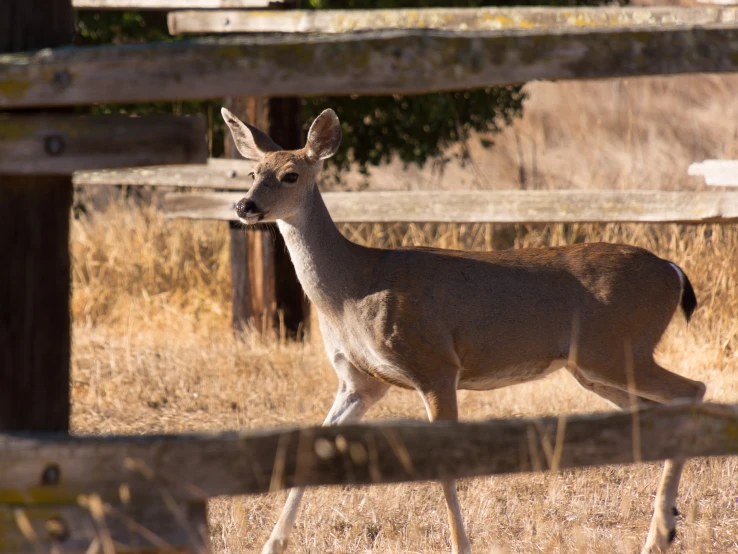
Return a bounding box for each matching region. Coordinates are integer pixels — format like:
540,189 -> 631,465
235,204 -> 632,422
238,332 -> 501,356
221,106 -> 706,554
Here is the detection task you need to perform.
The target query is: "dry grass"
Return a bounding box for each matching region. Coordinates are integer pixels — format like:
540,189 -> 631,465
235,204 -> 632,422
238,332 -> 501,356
71,74 -> 738,553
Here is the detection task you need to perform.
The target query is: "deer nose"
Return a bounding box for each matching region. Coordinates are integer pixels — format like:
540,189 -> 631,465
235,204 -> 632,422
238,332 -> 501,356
235,199 -> 259,218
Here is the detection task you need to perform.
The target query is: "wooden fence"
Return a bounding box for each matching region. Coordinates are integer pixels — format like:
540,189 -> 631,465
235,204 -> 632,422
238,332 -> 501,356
4,402 -> 738,552
74,161 -> 738,224
4,2 -> 738,552
162,188 -> 738,224
7,26 -> 738,107
168,5 -> 738,34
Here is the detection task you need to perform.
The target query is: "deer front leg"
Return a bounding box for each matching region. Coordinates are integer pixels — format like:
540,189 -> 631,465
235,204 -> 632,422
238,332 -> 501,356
262,357 -> 388,554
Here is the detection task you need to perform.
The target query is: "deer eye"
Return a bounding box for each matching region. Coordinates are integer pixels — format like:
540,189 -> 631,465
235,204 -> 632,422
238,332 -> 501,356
282,173 -> 299,184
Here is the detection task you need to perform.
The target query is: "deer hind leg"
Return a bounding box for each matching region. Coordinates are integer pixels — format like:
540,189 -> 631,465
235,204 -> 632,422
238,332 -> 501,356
419,385 -> 472,554
262,361 -> 389,554
569,360 -> 706,554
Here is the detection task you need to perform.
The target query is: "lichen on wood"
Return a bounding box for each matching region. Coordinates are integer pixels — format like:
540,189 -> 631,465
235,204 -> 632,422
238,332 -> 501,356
3,26 -> 738,107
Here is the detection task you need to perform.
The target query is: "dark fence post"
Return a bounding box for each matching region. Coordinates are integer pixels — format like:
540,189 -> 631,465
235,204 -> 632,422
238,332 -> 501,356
0,0 -> 74,431
225,96 -> 307,337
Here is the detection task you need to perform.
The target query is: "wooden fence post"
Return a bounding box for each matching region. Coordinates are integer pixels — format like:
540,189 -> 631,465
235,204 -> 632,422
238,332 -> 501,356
225,96 -> 307,337
0,0 -> 73,431
267,97 -> 310,338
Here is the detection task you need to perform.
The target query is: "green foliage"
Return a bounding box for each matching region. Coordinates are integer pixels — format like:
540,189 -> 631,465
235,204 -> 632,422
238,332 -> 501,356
75,10 -> 171,45
304,87 -> 524,177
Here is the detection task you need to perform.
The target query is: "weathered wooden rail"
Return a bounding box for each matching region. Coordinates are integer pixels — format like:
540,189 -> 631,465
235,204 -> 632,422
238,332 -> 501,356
0,114 -> 207,174
3,402 -> 737,552
72,0 -> 281,8
5,25 -> 738,108
74,158 -> 255,189
161,189 -> 738,224
168,6 -> 738,34
75,158 -> 738,198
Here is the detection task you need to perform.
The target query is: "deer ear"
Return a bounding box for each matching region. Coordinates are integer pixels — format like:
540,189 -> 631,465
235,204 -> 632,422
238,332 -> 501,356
305,109 -> 342,161
221,107 -> 281,160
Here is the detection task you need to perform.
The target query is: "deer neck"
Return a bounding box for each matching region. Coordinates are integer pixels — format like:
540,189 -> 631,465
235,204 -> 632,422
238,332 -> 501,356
277,183 -> 365,311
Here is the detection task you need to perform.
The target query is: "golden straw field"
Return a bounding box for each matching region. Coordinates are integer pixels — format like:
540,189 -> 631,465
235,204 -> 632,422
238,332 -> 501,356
71,75 -> 738,553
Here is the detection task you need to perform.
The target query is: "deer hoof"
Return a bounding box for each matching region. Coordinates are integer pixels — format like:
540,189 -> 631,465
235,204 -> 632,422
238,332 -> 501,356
262,538 -> 289,554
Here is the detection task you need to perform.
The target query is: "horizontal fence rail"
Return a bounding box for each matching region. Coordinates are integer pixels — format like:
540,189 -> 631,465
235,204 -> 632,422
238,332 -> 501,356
0,403 -> 736,504
0,501 -> 209,554
72,0 -> 281,8
161,189 -> 738,224
73,158 -> 738,191
169,6 -> 738,35
73,158 -> 254,189
5,26 -> 738,108
0,114 -> 207,174
689,159 -> 738,186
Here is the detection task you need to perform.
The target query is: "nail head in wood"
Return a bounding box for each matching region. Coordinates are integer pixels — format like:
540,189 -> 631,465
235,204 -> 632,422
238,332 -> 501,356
52,69 -> 71,88
41,463 -> 61,486
44,135 -> 65,156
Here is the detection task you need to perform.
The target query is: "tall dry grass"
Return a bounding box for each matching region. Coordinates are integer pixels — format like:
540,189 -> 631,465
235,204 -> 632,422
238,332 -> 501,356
71,202 -> 231,332
71,74 -> 738,553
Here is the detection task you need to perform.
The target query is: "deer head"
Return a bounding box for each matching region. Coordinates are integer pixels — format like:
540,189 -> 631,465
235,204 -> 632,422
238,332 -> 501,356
221,107 -> 342,224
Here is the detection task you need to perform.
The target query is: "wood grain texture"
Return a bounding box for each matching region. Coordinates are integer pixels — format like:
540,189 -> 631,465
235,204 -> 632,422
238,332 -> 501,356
0,501 -> 208,553
0,114 -> 207,175
0,1 -> 73,53
264,97 -> 308,336
5,26 -> 738,108
688,159 -> 738,186
73,0 -> 281,8
0,403 -> 735,503
74,158 -> 255,189
0,1 -> 73,434
169,6 -> 738,35
229,221 -> 253,331
161,190 -> 738,224
225,96 -> 268,333
223,96 -> 307,335
72,158 -> 254,191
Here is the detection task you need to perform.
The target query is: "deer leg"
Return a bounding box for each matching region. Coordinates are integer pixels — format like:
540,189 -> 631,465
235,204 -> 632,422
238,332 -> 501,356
637,366 -> 705,554
569,362 -> 705,554
420,385 -> 472,554
262,361 -> 389,554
